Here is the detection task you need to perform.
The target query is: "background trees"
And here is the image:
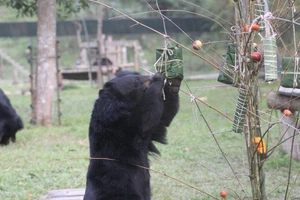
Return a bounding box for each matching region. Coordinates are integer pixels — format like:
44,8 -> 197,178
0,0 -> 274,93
0,0 -> 88,125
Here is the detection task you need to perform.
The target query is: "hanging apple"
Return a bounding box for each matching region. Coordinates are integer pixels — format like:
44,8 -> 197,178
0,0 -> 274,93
193,40 -> 202,50
251,52 -> 261,62
251,24 -> 260,31
220,190 -> 227,198
284,109 -> 292,117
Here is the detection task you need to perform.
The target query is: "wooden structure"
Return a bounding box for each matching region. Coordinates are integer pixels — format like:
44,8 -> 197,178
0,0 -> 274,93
266,89 -> 300,161
40,188 -> 85,200
61,36 -> 145,87
0,48 -> 29,83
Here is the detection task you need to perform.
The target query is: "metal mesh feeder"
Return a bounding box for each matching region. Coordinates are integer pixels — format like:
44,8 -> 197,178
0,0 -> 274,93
232,85 -> 249,133
264,35 -> 278,81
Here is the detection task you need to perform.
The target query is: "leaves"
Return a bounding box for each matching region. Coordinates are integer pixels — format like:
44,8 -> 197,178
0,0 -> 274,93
0,0 -> 89,18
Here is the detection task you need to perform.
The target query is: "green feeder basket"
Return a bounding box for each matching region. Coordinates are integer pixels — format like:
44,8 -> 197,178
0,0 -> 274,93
217,43 -> 237,85
217,65 -> 235,84
232,86 -> 249,133
264,36 -> 278,81
281,57 -> 300,88
155,46 -> 183,80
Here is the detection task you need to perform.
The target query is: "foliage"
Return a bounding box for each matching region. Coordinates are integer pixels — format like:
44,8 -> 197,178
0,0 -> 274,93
0,0 -> 37,17
0,0 -> 89,18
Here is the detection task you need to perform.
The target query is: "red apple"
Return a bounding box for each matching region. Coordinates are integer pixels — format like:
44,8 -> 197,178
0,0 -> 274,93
220,190 -> 227,198
251,24 -> 260,31
193,40 -> 202,50
284,109 -> 292,117
251,52 -> 261,62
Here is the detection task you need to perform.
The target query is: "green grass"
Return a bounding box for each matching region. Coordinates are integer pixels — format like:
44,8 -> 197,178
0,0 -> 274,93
1,79 -> 300,200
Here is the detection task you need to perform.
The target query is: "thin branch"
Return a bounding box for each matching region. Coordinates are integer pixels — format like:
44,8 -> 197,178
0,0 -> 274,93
89,157 -> 220,199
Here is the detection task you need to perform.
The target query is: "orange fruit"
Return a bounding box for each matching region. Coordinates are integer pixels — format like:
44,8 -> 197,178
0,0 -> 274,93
252,137 -> 267,154
220,190 -> 227,198
251,24 -> 260,31
244,24 -> 250,32
284,109 -> 292,117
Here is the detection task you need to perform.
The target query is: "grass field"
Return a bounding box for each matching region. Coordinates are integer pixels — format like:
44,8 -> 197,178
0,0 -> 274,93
1,78 -> 300,200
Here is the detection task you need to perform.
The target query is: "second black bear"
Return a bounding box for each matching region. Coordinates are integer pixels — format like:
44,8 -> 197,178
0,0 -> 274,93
0,89 -> 24,145
84,72 -> 179,200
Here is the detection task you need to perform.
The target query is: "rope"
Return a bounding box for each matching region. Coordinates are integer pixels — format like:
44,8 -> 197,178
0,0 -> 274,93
293,58 -> 299,88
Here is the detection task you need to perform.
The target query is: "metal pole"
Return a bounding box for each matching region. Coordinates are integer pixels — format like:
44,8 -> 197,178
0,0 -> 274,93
28,45 -> 36,124
56,41 -> 62,125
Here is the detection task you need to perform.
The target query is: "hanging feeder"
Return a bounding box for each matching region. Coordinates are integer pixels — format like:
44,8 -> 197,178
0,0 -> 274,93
254,0 -> 265,31
264,35 -> 278,81
155,46 -> 183,93
280,57 -> 300,88
155,46 -> 183,80
232,85 -> 249,133
217,43 -> 238,85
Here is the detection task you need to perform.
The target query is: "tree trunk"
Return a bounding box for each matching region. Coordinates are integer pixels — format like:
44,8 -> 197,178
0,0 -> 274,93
35,0 -> 56,126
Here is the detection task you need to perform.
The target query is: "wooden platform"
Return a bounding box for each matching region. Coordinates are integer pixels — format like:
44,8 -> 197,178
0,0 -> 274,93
61,63 -> 135,81
40,188 -> 85,200
61,67 -> 103,81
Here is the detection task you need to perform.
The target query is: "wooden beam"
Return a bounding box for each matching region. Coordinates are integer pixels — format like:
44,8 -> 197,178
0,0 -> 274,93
40,188 -> 85,200
266,92 -> 300,111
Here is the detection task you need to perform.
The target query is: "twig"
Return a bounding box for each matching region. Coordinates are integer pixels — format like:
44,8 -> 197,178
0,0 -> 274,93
88,0 -> 235,81
110,9 -> 232,42
286,169 -> 300,198
180,88 -> 234,122
182,80 -> 248,197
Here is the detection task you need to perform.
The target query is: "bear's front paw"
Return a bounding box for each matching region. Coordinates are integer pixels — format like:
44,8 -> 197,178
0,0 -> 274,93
152,73 -> 165,83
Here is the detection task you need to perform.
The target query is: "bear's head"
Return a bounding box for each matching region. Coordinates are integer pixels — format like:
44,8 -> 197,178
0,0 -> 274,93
92,75 -> 152,126
100,75 -> 152,106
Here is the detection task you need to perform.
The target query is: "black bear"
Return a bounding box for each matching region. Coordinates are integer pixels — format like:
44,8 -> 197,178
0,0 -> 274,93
0,89 -> 24,145
84,72 -> 179,200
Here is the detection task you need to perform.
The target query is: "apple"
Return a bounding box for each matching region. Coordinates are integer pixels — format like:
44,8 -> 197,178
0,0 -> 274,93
284,109 -> 292,117
193,40 -> 202,50
251,24 -> 260,31
220,190 -> 227,198
251,52 -> 261,62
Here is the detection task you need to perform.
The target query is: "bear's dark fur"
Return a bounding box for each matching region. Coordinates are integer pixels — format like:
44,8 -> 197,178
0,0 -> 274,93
0,89 -> 24,145
84,72 -> 179,200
